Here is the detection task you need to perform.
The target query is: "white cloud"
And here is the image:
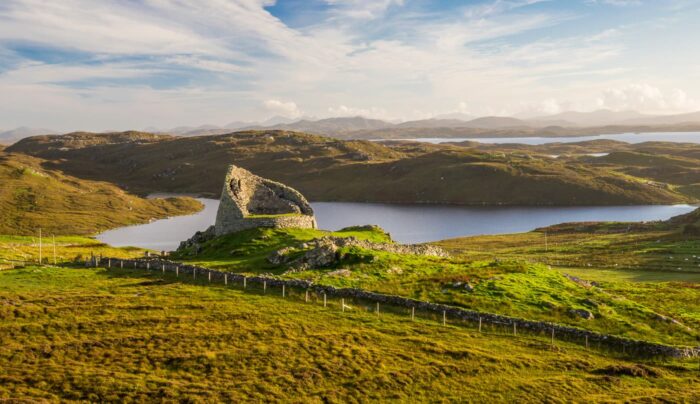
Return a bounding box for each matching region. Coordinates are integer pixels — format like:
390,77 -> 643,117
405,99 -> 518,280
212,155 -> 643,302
264,99 -> 302,118
596,84 -> 700,113
0,0 -> 698,129
324,0 -> 405,20
327,105 -> 391,119
587,0 -> 642,6
463,0 -> 552,19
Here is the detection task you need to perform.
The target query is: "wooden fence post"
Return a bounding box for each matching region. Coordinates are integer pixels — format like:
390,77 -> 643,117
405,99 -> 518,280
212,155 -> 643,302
411,306 -> 415,321
442,311 -> 446,326
243,276 -> 247,289
38,228 -> 42,264
323,293 -> 327,307
162,264 -> 165,274
224,274 -> 228,285
120,260 -> 123,269
193,268 -> 196,280
305,290 -> 309,303
376,302 -> 379,316
341,298 -> 345,312
208,271 -> 211,283
176,266 -> 179,277
551,328 -> 555,347
513,323 -> 517,336
263,280 -> 267,293
147,262 -> 150,270
282,284 -> 285,298
108,259 -> 111,268
585,335 -> 589,349
479,317 -> 482,333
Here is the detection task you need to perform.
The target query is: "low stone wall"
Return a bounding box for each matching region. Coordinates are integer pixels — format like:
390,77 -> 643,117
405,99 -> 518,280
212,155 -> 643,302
98,257 -> 700,359
216,215 -> 317,235
318,236 -> 449,257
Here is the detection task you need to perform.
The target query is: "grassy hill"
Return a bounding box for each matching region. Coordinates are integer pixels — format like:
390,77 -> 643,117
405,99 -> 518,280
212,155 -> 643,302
7,130 -> 692,205
170,225 -> 700,346
1,265 -> 698,401
443,139 -> 700,200
0,151 -> 202,236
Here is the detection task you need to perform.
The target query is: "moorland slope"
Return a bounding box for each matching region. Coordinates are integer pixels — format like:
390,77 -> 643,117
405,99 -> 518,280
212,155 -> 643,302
0,151 -> 202,235
7,131 -> 691,205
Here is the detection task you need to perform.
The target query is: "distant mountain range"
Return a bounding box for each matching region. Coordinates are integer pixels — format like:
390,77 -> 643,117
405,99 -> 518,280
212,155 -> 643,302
3,109 -> 700,144
173,109 -> 700,138
0,127 -> 55,145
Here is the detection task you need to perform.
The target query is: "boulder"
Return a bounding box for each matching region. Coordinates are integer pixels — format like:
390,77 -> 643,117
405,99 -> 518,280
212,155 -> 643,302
177,225 -> 216,253
267,247 -> 296,265
569,309 -> 595,320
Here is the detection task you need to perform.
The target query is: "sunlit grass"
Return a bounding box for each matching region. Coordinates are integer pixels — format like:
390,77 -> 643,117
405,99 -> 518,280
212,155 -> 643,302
1,266 -> 698,402
171,227 -> 700,346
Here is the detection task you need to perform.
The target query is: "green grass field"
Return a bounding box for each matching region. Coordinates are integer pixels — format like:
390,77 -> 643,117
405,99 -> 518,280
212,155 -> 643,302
1,265 -> 698,402
170,226 -> 700,347
0,235 -> 147,268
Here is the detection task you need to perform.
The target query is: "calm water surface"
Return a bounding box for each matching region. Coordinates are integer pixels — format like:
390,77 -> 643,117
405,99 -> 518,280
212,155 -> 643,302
395,131 -> 700,145
97,199 -> 696,250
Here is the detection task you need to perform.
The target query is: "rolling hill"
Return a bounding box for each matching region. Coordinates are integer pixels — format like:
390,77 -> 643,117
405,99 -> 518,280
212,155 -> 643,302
6,130 -> 692,206
0,151 -> 202,235
245,116 -> 393,135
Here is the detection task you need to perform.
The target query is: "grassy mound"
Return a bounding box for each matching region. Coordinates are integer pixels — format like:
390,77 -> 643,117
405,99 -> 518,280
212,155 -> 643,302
0,152 -> 202,235
173,225 -> 392,272
1,266 -> 698,401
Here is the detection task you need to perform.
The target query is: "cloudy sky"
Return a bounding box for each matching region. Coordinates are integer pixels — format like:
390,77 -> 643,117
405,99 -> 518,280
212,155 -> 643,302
1,0 -> 699,131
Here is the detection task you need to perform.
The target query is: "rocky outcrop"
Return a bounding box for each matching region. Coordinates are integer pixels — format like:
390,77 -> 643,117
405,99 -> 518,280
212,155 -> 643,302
564,273 -> 600,288
177,225 -> 216,253
267,236 -> 449,269
214,165 -> 316,235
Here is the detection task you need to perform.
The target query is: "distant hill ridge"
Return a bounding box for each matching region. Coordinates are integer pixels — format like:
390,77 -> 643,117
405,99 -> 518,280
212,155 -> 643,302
4,109 -> 700,142
7,129 -> 693,207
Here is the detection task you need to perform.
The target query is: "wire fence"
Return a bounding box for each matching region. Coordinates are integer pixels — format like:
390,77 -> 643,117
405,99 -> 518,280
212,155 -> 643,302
85,256 -> 700,362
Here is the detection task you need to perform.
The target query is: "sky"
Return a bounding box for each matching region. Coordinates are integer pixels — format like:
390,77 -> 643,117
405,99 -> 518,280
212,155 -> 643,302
1,0 -> 699,131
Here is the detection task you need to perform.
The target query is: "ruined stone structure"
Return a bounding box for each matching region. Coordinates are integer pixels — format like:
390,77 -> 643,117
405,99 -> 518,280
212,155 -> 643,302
214,165 -> 317,235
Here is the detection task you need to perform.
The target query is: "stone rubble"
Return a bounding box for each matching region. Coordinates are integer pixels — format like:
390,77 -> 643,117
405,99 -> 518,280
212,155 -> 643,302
266,235 -> 449,269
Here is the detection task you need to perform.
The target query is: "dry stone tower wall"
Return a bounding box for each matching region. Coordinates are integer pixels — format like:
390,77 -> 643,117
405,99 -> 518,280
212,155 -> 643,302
214,165 -> 317,235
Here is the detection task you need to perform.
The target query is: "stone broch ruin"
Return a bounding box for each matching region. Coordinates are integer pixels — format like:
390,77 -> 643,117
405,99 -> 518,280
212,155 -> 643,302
214,165 -> 317,235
